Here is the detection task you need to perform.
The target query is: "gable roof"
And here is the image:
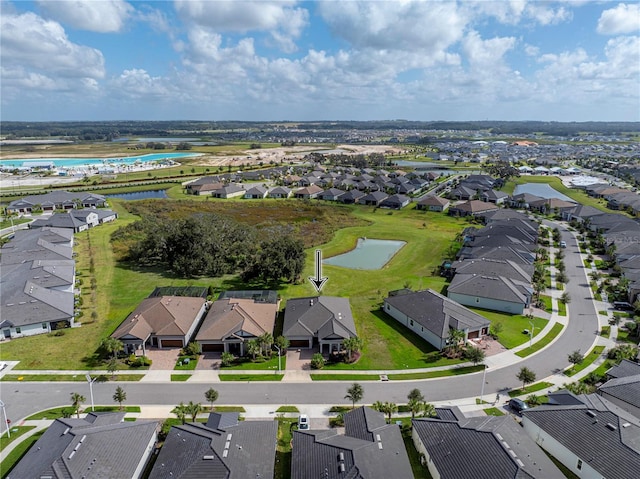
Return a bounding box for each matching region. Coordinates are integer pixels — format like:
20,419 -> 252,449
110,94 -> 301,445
149,413 -> 277,479
112,296 -> 205,341
607,359 -> 640,379
291,407 -> 412,479
283,296 -> 357,340
522,395 -> 640,479
448,274 -> 531,304
417,195 -> 449,207
196,297 -> 277,342
451,258 -> 533,283
384,289 -> 489,340
598,374 -> 640,410
413,416 -> 563,479
9,412 -> 157,479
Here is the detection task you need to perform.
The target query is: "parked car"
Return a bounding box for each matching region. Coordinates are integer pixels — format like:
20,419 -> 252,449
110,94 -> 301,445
613,301 -> 634,311
509,398 -> 529,414
559,241 -> 567,248
298,414 -> 309,430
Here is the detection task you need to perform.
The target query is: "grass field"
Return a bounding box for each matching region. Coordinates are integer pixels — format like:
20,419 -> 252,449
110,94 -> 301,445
170,374 -> 192,382
0,426 -> 36,451
469,308 -> 548,349
219,374 -> 284,381
483,407 -> 505,416
515,323 -> 564,358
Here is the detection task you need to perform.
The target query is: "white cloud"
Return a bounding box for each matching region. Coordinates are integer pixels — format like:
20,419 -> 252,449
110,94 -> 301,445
174,0 -> 308,52
463,31 -> 516,67
37,0 -> 134,33
110,69 -> 174,99
0,11 -> 105,79
597,3 -> 640,35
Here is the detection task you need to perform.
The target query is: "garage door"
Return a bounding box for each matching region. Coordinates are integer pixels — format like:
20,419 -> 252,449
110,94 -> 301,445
290,340 -> 309,348
160,339 -> 183,348
468,330 -> 479,339
202,343 -> 224,352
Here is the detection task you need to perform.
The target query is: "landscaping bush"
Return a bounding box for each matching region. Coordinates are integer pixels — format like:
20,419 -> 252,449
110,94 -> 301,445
310,353 -> 325,370
182,342 -> 200,357
126,355 -> 151,368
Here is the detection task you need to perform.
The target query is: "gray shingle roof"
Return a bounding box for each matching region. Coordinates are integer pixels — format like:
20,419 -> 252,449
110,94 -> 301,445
9,413 -> 157,479
598,374 -> 640,409
607,359 -> 640,379
413,416 -> 564,479
149,413 -> 277,479
283,296 -> 357,341
448,274 -> 531,304
522,395 -> 640,479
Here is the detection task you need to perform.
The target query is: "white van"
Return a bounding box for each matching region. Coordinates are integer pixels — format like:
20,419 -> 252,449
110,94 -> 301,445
298,414 -> 309,430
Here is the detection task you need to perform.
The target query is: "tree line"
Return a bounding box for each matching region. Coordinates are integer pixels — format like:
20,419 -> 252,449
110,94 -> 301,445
114,213 -> 305,281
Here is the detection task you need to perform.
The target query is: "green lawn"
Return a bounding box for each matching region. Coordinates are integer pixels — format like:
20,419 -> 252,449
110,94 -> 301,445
275,406 -> 299,413
515,323 -> 564,358
221,355 -> 286,371
483,407 -> 505,416
539,295 -> 553,312
0,426 -> 36,451
27,407 -> 76,420
1,374 -> 144,382
564,346 -> 606,377
0,217 -> 31,229
0,430 -> 45,479
170,374 -> 192,382
600,326 -> 611,338
275,418 -> 296,479
557,301 -> 567,316
213,406 -> 246,412
219,374 -> 284,381
470,309 -> 548,349
310,374 -> 382,381
404,432 -> 433,479
387,365 -> 484,380
174,356 -> 199,370
509,381 -> 554,397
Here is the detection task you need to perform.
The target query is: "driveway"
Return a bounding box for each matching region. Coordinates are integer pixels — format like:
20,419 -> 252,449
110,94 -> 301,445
145,348 -> 180,370
196,353 -> 221,371
286,349 -> 317,370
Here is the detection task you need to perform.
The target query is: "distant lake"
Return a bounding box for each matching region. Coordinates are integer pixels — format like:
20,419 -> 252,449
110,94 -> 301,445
106,190 -> 168,200
513,183 -> 575,202
323,238 -> 406,270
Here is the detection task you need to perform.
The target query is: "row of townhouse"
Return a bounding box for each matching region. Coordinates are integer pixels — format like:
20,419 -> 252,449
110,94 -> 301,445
110,290 -> 358,357
6,190 -> 107,214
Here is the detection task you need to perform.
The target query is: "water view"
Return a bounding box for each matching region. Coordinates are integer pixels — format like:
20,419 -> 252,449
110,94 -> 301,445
0,152 -> 203,169
323,238 -> 406,270
105,190 -> 168,200
513,183 -> 575,203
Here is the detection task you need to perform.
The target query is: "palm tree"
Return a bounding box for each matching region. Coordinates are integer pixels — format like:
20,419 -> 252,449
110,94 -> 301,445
172,402 -> 187,424
185,401 -> 202,422
407,399 -> 423,419
100,337 -> 123,359
70,392 -> 85,419
446,328 -> 466,356
421,402 -> 436,418
342,337 -> 364,362
258,332 -> 274,357
204,388 -> 219,411
344,383 -> 364,409
380,402 -> 398,423
246,339 -> 261,360
113,386 -> 127,411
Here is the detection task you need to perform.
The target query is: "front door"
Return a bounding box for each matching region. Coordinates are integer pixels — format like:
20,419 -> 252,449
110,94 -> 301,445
3,329 -> 10,339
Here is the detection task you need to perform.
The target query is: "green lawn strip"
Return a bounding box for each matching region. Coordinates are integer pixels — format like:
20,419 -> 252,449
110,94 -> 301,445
508,381 -> 554,397
275,418 -> 296,479
170,374 -> 192,382
174,356 -> 198,370
26,407 -> 74,420
1,374 -> 86,382
221,355 -> 285,371
0,430 -> 45,479
615,329 -> 638,344
213,406 -> 246,412
543,451 -> 580,479
483,407 -> 505,416
387,365 -> 484,380
0,426 -> 36,451
85,406 -> 141,413
219,374 -> 284,381
539,295 -> 553,312
515,323 -> 564,358
470,308 -> 548,349
0,217 -> 31,229
587,360 -> 614,379
310,374 -> 383,381
564,346 -> 606,377
600,326 -> 610,338
403,432 -> 433,479
557,301 -> 567,316
275,406 -> 299,413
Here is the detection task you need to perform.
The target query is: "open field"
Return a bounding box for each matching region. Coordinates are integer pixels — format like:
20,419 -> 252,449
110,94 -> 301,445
469,308 -> 548,349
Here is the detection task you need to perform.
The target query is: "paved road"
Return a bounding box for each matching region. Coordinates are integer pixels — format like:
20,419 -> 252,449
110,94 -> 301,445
0,222 -> 599,426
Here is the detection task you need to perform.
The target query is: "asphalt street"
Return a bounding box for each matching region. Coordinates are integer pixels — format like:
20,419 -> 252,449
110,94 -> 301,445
0,221 -> 600,424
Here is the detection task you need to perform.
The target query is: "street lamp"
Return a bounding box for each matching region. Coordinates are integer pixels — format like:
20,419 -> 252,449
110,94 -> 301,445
273,345 -> 282,373
480,365 -> 488,403
0,400 -> 9,438
85,373 -> 96,412
529,320 -> 535,348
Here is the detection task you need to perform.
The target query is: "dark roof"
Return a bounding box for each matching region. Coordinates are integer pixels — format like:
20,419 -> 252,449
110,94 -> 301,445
457,245 -> 535,265
607,359 -> 640,379
413,415 -> 563,479
8,190 -> 106,209
9,412 -> 157,479
598,374 -> 640,410
149,413 -> 277,479
384,289 -> 489,340
451,258 -> 533,283
291,407 -> 413,479
448,274 -> 531,304
283,296 -> 357,340
522,395 -> 640,479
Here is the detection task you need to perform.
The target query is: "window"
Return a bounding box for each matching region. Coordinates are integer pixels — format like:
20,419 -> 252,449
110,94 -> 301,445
475,297 -> 480,303
42,323 -> 48,329
577,459 -> 583,470
386,304 -> 390,310
410,320 -> 414,327
15,327 -> 21,334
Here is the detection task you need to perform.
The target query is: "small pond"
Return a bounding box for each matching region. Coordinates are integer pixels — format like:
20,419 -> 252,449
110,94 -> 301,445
323,238 -> 406,270
106,190 -> 168,200
513,183 -> 574,202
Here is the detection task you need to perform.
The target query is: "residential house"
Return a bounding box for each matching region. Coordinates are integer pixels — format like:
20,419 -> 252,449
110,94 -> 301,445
6,190 -> 107,213
339,189 -> 365,204
30,209 -> 117,233
509,192 -> 545,209
456,245 -> 536,264
212,183 -> 245,199
361,191 -> 388,206
111,295 -> 207,353
9,412 -> 157,479
294,184 -> 323,199
528,197 -> 577,215
449,258 -> 533,283
447,274 -> 532,314
283,296 -> 357,352
184,176 -> 223,195
448,185 -> 477,201
149,412 -> 277,479
318,187 -> 346,201
416,195 -> 450,212
380,194 -> 410,209
448,200 -> 498,217
267,186 -> 292,199
196,293 -> 278,354
606,359 -> 640,380
383,289 -> 490,350
291,407 -> 413,479
480,189 -> 509,204
597,373 -> 640,418
412,415 -> 563,479
243,185 -> 268,199
522,394 -> 640,479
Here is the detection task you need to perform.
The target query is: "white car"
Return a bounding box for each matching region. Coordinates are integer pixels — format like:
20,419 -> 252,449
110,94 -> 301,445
298,414 -> 309,430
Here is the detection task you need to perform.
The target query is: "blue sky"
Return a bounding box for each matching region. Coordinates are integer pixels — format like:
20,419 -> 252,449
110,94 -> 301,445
1,1 -> 639,122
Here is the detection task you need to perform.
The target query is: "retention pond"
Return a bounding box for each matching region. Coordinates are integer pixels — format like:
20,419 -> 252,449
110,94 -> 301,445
323,238 -> 406,270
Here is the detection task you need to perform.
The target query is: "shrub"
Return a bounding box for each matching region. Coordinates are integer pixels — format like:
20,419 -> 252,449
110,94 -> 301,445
310,353 -> 325,370
221,352 -> 235,367
182,342 -> 200,357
